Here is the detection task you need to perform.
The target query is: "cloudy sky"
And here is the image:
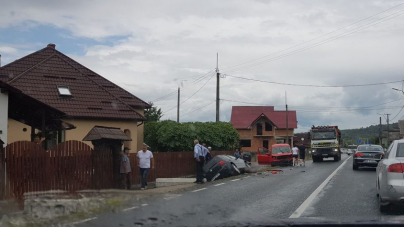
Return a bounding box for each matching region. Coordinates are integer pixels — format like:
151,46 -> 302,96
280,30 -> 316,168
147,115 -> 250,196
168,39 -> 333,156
1,0 -> 404,132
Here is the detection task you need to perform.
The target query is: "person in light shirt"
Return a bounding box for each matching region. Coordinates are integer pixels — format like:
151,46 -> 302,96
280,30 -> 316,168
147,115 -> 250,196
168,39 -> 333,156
137,145 -> 155,190
292,146 -> 299,166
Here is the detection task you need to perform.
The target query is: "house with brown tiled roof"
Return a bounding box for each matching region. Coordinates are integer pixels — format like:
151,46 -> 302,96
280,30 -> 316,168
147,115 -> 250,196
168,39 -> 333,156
0,44 -> 150,151
230,106 -> 297,158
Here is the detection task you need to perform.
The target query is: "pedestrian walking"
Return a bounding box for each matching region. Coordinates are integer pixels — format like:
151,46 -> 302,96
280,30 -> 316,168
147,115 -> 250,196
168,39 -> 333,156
298,143 -> 306,167
205,146 -> 213,163
201,143 -> 208,164
292,146 -> 299,166
194,140 -> 205,184
120,147 -> 132,190
137,145 -> 154,190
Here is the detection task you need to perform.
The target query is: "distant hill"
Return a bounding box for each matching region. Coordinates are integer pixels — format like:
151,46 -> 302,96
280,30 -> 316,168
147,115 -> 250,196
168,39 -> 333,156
340,122 -> 398,145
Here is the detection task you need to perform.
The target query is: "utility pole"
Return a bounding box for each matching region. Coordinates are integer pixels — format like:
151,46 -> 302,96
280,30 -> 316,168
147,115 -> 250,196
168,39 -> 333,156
177,87 -> 180,123
285,91 -> 289,145
379,116 -> 382,146
216,53 -> 220,122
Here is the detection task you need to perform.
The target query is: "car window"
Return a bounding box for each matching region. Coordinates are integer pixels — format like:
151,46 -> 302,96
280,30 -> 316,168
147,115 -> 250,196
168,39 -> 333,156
396,143 -> 404,157
258,147 -> 269,154
357,146 -> 382,152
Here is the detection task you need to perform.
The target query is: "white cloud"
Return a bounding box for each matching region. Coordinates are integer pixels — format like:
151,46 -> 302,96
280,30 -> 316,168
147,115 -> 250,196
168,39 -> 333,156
1,0 -> 404,131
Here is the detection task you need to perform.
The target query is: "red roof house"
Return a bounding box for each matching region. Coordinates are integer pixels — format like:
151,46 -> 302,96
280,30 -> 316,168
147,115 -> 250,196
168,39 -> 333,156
230,106 -> 297,157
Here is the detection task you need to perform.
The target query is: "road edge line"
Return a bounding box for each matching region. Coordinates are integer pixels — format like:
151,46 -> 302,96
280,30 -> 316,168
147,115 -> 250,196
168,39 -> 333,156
289,156 -> 351,218
192,188 -> 207,192
70,217 -> 97,225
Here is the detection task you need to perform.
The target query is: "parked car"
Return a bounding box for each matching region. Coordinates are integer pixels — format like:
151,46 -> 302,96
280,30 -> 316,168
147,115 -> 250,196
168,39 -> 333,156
203,155 -> 249,181
353,144 -> 384,170
376,140 -> 404,212
242,151 -> 252,164
347,145 -> 357,155
258,144 -> 293,166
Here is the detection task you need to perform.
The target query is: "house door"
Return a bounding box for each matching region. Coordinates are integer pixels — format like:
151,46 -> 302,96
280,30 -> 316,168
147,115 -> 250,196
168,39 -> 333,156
257,147 -> 272,165
263,140 -> 269,149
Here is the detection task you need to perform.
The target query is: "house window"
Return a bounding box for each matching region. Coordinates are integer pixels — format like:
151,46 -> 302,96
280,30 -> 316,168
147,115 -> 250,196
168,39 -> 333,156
58,86 -> 72,96
257,123 -> 262,135
240,139 -> 251,147
265,122 -> 272,131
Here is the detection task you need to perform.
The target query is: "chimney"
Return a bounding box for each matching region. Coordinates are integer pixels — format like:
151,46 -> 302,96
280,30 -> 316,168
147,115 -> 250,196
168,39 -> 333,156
47,43 -> 56,49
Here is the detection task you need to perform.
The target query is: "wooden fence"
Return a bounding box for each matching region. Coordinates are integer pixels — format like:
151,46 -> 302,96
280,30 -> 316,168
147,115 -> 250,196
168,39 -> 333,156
0,141 -> 234,201
0,141 -> 113,201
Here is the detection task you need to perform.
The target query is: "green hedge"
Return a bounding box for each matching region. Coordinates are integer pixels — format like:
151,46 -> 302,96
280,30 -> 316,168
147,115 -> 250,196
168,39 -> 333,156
144,120 -> 239,152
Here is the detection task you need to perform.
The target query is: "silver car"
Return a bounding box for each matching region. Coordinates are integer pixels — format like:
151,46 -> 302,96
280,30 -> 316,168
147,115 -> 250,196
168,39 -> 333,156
376,140 -> 404,212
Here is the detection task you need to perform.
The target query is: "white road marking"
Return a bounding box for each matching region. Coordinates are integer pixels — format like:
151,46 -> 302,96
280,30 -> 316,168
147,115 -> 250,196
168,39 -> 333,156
214,183 -> 225,186
71,217 -> 97,225
141,204 -> 148,206
176,194 -> 182,197
122,206 -> 138,212
164,197 -> 174,200
289,156 -> 351,218
231,179 -> 241,182
244,176 -> 250,179
192,188 -> 207,192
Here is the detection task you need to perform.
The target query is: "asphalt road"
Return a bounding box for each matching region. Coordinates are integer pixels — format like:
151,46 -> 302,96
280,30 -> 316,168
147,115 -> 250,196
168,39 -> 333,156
75,154 -> 404,227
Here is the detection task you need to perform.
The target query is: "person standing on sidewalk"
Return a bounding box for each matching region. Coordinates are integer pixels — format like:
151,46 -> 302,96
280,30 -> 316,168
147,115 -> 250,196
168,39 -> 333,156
194,140 -> 205,184
137,145 -> 155,190
120,147 -> 132,190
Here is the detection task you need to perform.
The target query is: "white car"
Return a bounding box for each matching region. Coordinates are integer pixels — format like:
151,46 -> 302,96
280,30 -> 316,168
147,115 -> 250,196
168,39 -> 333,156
347,145 -> 357,155
376,140 -> 404,212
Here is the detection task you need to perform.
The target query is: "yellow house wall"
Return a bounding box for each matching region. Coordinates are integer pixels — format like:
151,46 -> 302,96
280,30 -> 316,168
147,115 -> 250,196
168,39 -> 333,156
7,118 -> 32,144
62,119 -> 138,153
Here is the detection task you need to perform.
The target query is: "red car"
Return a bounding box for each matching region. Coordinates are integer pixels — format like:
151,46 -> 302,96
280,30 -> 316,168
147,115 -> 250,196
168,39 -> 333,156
258,144 -> 293,166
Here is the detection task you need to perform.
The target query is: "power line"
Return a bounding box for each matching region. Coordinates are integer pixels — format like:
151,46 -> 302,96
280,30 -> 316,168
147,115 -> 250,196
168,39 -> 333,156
221,98 -> 404,112
221,3 -> 404,72
164,74 -> 215,113
390,105 -> 404,121
224,74 -> 402,88
152,90 -> 178,102
151,70 -> 215,103
180,74 -> 215,105
181,101 -> 215,117
222,8 -> 404,74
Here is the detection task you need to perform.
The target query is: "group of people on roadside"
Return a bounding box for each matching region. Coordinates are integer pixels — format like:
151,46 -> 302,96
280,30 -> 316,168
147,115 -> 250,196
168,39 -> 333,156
193,140 -> 213,184
292,143 -> 306,167
120,144 -> 155,190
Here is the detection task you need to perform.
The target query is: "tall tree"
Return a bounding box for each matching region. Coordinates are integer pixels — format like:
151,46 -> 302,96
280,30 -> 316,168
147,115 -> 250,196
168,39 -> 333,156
144,102 -> 163,122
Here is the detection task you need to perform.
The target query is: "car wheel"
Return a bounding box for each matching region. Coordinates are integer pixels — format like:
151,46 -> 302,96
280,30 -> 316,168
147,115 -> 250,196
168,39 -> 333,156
378,195 -> 390,213
353,164 -> 358,170
334,156 -> 338,162
232,163 -> 241,174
